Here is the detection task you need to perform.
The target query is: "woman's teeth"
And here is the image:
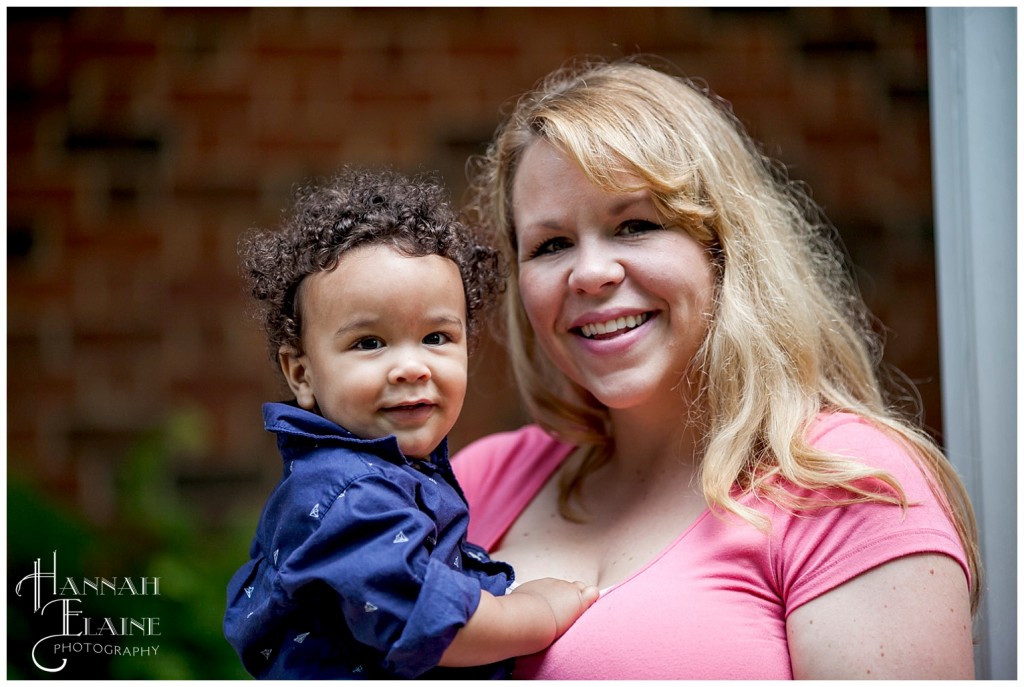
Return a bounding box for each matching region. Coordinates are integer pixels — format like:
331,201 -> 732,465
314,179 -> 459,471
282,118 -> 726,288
580,313 -> 650,339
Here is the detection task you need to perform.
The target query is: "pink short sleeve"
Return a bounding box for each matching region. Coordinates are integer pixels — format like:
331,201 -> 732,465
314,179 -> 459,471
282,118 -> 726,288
776,414 -> 970,615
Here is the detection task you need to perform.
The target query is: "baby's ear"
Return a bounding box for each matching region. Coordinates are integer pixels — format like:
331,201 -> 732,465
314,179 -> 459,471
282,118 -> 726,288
278,345 -> 317,410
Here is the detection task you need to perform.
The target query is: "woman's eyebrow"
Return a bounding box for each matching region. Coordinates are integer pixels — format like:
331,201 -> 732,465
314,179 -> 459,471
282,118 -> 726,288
519,194 -> 653,230
607,191 -> 653,216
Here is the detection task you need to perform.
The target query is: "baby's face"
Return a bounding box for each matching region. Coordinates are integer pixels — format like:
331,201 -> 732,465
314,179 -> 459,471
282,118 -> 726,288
285,244 -> 468,458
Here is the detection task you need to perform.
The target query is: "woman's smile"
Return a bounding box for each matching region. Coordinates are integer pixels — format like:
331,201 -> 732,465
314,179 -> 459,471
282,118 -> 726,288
574,311 -> 654,340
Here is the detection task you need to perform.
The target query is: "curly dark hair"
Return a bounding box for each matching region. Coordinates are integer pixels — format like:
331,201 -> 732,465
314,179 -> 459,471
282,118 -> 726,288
240,166 -> 505,366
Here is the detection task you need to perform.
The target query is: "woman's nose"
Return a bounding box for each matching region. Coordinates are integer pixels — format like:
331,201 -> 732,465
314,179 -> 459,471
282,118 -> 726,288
567,242 -> 625,294
388,354 -> 432,385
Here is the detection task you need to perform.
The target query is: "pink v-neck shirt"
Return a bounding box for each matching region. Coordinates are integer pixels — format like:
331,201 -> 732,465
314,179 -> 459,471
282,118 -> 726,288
452,413 -> 969,679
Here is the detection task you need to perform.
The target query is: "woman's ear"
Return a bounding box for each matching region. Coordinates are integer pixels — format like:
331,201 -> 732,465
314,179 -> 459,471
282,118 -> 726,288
278,345 -> 317,410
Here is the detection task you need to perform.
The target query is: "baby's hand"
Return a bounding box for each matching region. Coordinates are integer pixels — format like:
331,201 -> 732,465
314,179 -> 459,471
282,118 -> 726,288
510,578 -> 600,639
439,577 -> 599,665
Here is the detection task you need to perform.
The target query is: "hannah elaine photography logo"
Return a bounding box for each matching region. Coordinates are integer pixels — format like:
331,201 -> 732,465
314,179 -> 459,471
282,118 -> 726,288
14,551 -> 162,673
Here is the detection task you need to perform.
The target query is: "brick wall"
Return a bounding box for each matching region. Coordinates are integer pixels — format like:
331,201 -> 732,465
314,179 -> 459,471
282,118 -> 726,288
7,7 -> 940,525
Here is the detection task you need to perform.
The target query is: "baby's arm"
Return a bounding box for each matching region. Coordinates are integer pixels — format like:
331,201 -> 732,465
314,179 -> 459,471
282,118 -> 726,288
438,577 -> 599,667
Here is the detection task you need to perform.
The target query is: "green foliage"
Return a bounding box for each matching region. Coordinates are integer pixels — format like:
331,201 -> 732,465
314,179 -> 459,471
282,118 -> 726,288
7,416 -> 257,680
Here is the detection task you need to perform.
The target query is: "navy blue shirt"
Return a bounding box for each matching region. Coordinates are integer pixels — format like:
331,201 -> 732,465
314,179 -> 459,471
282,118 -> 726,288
224,402 -> 514,679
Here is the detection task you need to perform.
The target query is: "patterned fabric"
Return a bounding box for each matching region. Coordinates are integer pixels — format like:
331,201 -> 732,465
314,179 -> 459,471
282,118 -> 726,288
224,402 -> 513,679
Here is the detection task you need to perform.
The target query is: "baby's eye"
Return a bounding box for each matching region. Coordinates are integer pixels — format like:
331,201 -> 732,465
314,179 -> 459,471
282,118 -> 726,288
353,337 -> 385,351
527,236 -> 573,259
618,219 -> 662,236
422,332 -> 451,346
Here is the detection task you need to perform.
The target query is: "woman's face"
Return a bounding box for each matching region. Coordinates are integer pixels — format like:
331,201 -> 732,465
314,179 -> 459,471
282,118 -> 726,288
511,139 -> 717,415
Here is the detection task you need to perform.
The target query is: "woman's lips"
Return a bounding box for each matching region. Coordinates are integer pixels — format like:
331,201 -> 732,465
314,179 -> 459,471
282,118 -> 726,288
573,311 -> 654,339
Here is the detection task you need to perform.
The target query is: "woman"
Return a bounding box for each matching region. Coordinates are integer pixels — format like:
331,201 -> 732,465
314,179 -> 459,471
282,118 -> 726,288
453,57 -> 980,679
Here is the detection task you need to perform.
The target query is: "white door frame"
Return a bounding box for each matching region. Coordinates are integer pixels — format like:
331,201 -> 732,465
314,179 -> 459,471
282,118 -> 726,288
928,7 -> 1017,679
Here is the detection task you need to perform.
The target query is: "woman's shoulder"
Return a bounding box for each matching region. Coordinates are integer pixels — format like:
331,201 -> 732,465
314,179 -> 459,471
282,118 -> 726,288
456,423 -> 569,460
453,424 -> 573,486
772,412 -> 969,611
807,410 -> 889,446
805,411 -> 933,489
452,425 -> 575,549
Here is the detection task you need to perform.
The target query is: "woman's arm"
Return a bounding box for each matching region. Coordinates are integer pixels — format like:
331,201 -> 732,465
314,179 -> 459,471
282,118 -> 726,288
439,578 -> 599,667
787,553 -> 974,679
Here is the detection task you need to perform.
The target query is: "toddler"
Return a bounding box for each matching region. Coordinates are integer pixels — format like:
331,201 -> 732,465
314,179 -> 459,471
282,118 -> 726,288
223,167 -> 597,679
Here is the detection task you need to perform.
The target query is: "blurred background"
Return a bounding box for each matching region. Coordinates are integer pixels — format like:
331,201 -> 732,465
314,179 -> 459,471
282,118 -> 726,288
8,6 -> 943,679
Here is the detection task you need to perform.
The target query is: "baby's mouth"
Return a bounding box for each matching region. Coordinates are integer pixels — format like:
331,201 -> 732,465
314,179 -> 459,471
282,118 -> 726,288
384,401 -> 434,412
381,401 -> 436,421
576,312 -> 652,340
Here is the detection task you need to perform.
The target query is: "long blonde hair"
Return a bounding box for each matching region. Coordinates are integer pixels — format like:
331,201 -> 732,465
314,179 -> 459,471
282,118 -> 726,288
465,56 -> 980,613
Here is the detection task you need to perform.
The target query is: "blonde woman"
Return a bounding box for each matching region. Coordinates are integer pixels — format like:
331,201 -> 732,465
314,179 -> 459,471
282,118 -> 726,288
453,57 -> 980,679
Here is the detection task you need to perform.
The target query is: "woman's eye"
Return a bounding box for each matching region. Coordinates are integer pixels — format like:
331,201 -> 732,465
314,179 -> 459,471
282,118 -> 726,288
528,236 -> 572,258
353,337 -> 384,351
618,219 -> 662,236
422,332 -> 451,346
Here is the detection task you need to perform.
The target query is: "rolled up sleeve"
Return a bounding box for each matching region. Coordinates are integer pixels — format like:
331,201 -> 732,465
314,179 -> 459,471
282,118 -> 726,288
277,473 -> 483,677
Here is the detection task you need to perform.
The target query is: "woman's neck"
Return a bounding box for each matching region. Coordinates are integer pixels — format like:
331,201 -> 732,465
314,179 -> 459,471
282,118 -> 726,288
603,401 -> 703,483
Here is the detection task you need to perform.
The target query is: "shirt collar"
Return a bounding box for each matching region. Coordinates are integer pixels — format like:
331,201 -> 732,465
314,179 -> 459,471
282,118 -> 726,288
261,401 -> 449,467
